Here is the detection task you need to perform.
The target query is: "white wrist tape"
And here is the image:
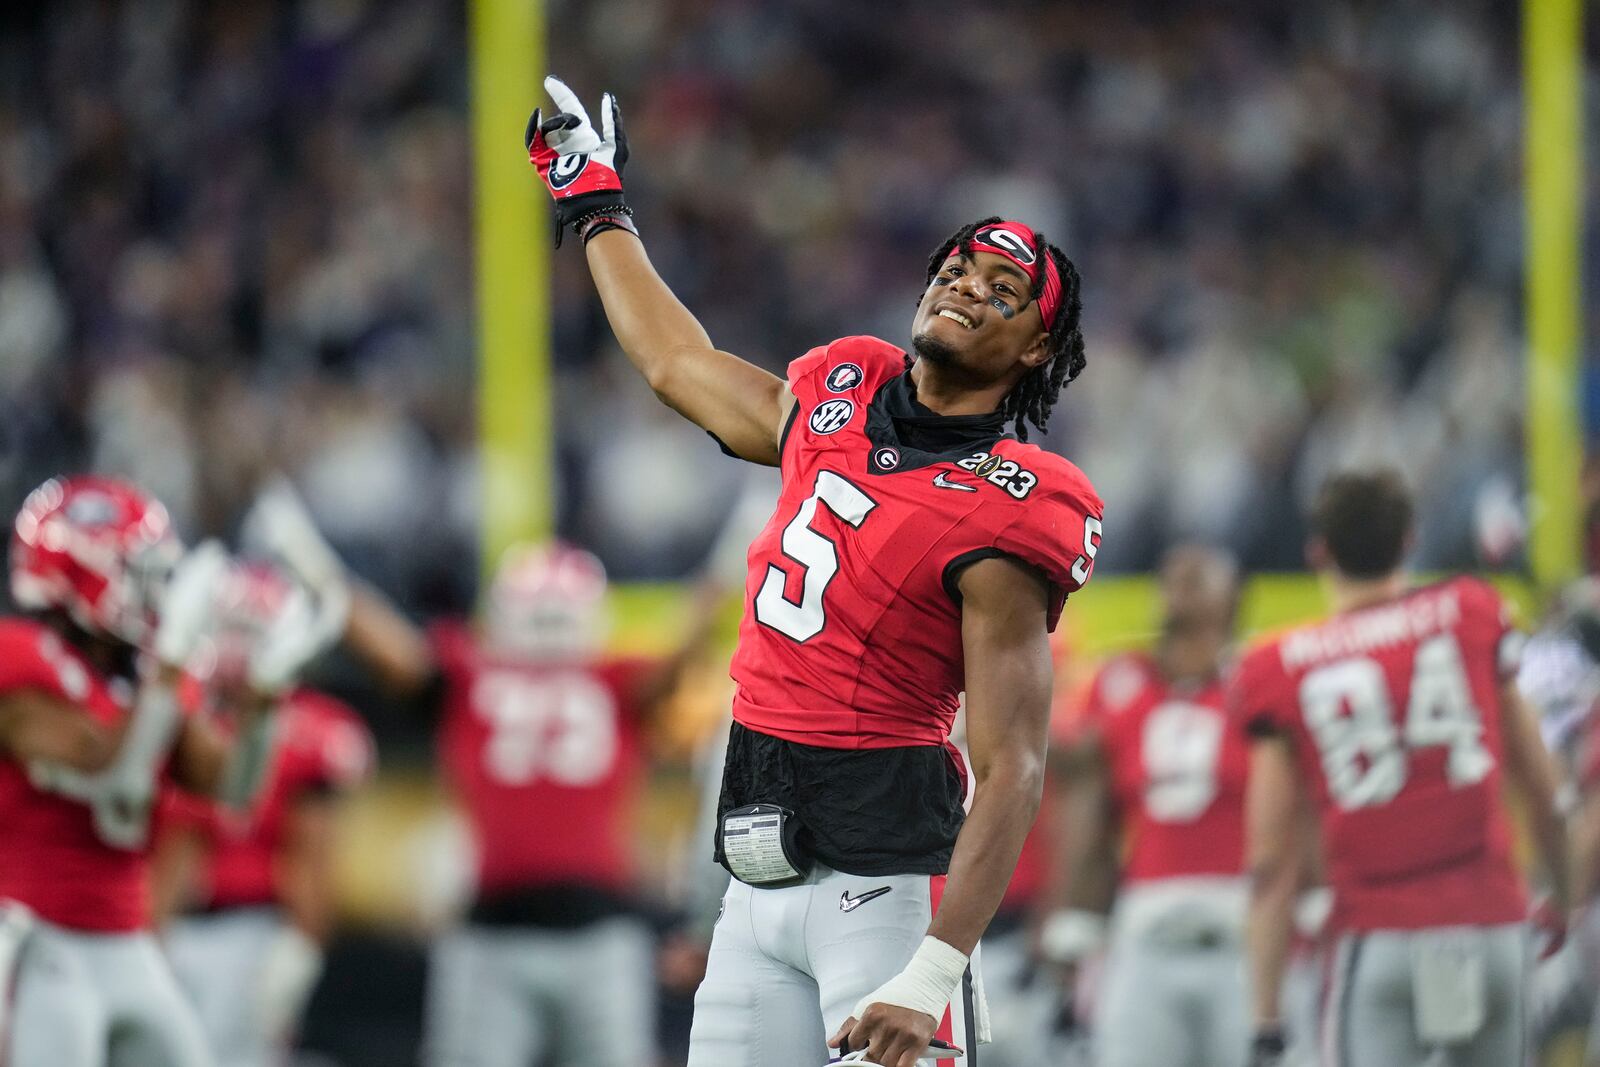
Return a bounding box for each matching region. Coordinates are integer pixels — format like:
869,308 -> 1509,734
1038,909 -> 1108,964
31,682 -> 183,850
217,711 -> 280,810
853,936 -> 968,1023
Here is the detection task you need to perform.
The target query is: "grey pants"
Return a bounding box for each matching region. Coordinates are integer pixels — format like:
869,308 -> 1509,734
1093,934 -> 1249,1067
162,908 -> 291,1067
424,916 -> 656,1067
979,926 -> 1088,1067
1319,923 -> 1527,1067
5,919 -> 213,1067
687,865 -> 980,1067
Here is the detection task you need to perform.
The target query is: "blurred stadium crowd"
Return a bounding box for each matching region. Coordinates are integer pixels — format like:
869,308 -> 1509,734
2,0 -> 1593,610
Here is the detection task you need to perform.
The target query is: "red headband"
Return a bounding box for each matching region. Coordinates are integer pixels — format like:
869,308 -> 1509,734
968,222 -> 1063,328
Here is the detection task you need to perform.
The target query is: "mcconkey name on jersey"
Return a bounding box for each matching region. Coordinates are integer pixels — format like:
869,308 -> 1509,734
1232,577 -> 1526,931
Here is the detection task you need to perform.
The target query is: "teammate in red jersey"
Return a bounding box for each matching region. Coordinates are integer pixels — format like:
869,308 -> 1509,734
0,477 -> 312,1067
1051,546 -> 1248,1067
247,481 -> 717,1067
1237,470 -> 1568,1067
154,563 -> 375,1067
527,77 -> 1103,1067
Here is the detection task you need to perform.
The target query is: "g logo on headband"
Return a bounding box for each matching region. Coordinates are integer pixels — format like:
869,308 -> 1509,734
975,227 -> 1037,266
549,153 -> 590,190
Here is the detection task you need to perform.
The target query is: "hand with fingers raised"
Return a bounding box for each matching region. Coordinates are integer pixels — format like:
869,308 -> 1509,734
526,75 -> 632,246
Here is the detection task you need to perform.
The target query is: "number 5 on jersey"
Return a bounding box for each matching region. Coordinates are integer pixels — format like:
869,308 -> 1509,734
754,471 -> 877,642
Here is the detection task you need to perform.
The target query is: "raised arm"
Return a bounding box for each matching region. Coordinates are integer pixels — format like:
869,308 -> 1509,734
832,556 -> 1053,1066
529,77 -> 792,464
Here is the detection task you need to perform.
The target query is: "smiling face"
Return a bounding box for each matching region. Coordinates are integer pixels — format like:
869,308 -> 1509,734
911,249 -> 1050,388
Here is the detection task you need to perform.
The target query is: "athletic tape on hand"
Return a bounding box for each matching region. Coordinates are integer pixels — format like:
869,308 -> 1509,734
851,935 -> 968,1028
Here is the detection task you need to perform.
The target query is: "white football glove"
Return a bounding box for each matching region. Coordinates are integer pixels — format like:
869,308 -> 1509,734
242,478 -> 348,601
154,539 -> 230,668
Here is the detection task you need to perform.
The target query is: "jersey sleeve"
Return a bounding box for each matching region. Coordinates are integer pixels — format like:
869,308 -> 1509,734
0,620 -> 74,697
287,691 -> 376,795
987,478 -> 1104,631
1231,642 -> 1292,738
1454,577 -> 1524,682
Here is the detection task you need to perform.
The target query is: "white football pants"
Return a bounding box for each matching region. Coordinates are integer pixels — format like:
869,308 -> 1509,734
162,907 -> 301,1067
687,864 -> 982,1067
3,913 -> 213,1067
424,916 -> 656,1067
1319,923 -> 1527,1067
1093,877 -> 1250,1067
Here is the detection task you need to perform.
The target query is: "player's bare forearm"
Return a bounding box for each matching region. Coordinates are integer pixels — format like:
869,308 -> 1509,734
1245,737 -> 1300,1026
584,229 -> 791,465
1501,683 -> 1572,909
0,691 -> 122,772
344,583 -> 437,698
280,796 -> 340,942
1573,790 -> 1600,905
928,557 -> 1053,955
636,577 -> 728,714
149,826 -> 204,927
1060,741 -> 1118,914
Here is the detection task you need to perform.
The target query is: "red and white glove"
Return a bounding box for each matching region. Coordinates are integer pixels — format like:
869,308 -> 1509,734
526,75 -> 632,246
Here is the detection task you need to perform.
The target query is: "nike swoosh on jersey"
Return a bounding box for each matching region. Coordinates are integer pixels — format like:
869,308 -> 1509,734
839,886 -> 893,912
931,472 -> 977,492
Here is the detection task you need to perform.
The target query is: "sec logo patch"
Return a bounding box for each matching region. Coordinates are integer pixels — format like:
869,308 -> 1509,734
825,363 -> 864,393
809,399 -> 855,435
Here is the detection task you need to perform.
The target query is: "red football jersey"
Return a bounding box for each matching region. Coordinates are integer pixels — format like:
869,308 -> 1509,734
431,622 -> 649,895
731,336 -> 1104,750
1233,577 -> 1526,931
171,689 -> 374,910
1082,652 -> 1245,883
0,618 -> 159,931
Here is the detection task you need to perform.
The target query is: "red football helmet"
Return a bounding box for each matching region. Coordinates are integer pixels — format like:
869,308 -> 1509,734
484,541 -> 609,659
10,475 -> 182,647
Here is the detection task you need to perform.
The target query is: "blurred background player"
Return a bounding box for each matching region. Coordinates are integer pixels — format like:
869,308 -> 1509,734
1239,469 -> 1570,1066
1049,545 -> 1249,1067
249,483 -> 716,1067
0,476 -> 316,1067
154,561 -> 374,1067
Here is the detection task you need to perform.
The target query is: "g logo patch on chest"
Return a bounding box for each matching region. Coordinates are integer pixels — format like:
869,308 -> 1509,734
809,399 -> 855,435
825,363 -> 864,393
872,447 -> 900,470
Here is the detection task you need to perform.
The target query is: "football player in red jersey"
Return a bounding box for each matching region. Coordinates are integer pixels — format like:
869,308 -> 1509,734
527,77 -> 1103,1067
247,481 -> 718,1067
0,477 -> 309,1067
1237,470 -> 1569,1067
1049,546 -> 1248,1067
153,563 -> 375,1067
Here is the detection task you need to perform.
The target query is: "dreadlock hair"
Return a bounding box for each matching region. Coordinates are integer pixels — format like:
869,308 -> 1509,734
915,216 -> 1088,442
